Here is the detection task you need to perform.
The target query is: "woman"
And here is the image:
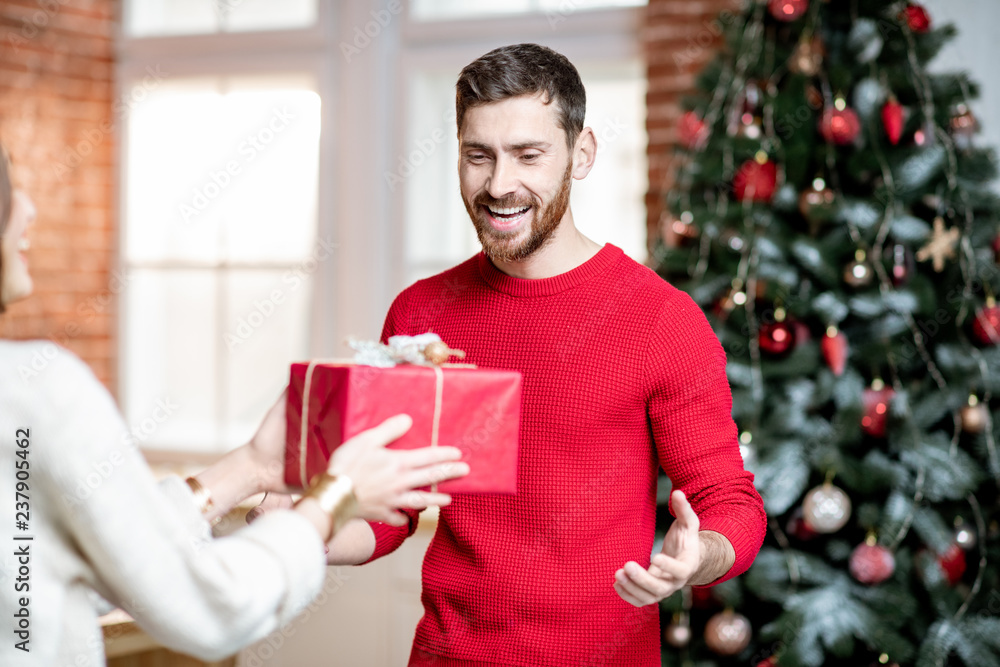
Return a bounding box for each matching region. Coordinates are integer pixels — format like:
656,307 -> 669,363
0,145 -> 469,665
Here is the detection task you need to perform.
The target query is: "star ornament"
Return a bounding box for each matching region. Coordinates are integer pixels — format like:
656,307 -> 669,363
915,216 -> 959,272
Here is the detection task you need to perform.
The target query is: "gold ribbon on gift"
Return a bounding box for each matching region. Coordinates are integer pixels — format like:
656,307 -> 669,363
297,342 -> 471,492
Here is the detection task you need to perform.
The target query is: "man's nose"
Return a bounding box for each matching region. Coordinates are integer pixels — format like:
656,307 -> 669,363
486,156 -> 517,200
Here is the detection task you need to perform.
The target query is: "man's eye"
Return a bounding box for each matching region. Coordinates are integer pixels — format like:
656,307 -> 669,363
467,153 -> 488,162
521,153 -> 540,162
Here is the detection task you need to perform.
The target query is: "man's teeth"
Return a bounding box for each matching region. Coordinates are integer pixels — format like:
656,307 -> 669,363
17,238 -> 30,252
489,206 -> 530,216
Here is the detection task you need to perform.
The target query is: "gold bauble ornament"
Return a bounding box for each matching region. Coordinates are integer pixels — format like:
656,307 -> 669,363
960,395 -> 988,434
704,610 -> 752,656
789,35 -> 825,76
664,613 -> 692,648
843,249 -> 874,288
422,341 -> 465,365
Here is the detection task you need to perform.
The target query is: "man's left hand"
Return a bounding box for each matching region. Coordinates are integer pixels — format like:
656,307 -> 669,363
613,489 -> 703,607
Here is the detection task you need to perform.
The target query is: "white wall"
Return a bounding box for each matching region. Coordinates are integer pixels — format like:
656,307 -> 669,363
925,0 -> 1000,190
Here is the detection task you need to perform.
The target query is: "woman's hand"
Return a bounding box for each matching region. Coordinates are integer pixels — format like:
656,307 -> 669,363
245,389 -> 291,495
193,389 -> 289,521
328,414 -> 469,526
247,414 -> 471,529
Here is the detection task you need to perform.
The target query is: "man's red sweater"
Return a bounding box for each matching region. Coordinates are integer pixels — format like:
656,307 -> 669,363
367,244 -> 767,667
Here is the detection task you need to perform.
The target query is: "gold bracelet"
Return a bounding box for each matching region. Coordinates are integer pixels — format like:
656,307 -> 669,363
184,477 -> 215,515
297,473 -> 358,541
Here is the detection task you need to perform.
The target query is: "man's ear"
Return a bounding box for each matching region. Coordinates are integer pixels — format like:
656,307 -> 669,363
572,127 -> 597,180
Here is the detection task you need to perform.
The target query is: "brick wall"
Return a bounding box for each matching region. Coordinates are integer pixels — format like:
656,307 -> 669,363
644,0 -> 741,248
0,0 -> 116,389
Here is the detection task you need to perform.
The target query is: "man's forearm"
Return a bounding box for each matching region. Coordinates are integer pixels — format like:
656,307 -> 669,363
689,530 -> 736,586
325,518 -> 376,565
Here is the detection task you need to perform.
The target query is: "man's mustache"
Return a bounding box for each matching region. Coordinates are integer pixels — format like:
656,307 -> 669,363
472,194 -> 537,210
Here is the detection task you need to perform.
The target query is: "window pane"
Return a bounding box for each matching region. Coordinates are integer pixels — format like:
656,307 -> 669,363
125,0 -> 318,37
126,0 -> 216,37
402,62 -> 648,285
123,74 -> 321,454
125,75 -> 321,266
570,62 -> 648,264
222,0 -> 317,33
411,0 -> 645,22
221,269 -> 313,449
402,72 -> 479,285
124,269 -> 219,451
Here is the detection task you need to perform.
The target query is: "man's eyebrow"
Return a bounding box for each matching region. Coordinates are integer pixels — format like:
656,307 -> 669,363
460,141 -> 552,151
507,141 -> 551,151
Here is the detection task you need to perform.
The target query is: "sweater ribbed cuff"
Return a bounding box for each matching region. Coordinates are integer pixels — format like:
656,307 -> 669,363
696,514 -> 760,585
363,511 -> 419,564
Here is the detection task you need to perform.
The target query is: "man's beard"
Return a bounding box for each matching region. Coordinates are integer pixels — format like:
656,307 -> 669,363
463,161 -> 573,263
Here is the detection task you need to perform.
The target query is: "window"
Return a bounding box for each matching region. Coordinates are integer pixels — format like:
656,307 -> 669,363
119,0 -> 329,454
125,0 -> 318,37
122,76 -> 321,451
410,0 -> 645,22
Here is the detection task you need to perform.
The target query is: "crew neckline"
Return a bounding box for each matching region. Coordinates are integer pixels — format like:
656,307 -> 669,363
476,244 -> 624,297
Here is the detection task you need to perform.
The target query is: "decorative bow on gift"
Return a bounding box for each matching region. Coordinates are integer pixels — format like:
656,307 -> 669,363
348,333 -> 467,367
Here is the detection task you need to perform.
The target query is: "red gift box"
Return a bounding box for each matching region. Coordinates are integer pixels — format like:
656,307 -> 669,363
285,361 -> 522,494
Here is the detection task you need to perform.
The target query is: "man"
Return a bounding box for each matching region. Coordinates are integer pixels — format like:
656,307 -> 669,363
258,43 -> 766,666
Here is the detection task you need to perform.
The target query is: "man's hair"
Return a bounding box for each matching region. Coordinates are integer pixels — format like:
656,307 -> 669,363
456,43 -> 586,149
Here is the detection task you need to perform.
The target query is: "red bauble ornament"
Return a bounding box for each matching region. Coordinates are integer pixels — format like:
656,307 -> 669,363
938,543 -> 966,585
733,157 -> 778,203
768,0 -> 808,22
881,97 -> 905,145
821,326 -> 848,376
850,539 -> 896,585
820,105 -> 861,145
691,585 -> 717,609
862,382 -> 894,437
886,243 -> 914,286
972,305 -> 1000,346
786,507 -> 819,541
679,110 -> 709,150
756,659 -> 779,667
902,4 -> 931,33
760,321 -> 796,358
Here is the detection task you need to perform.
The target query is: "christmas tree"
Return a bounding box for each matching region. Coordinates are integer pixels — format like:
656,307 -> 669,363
652,1 -> 1000,666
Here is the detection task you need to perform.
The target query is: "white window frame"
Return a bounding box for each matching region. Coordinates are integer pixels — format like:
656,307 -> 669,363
115,3 -> 346,455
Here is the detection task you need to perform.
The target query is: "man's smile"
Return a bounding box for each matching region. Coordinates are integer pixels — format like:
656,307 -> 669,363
483,204 -> 532,231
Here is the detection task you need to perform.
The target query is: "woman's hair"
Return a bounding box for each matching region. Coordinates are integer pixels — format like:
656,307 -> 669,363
0,144 -> 13,314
